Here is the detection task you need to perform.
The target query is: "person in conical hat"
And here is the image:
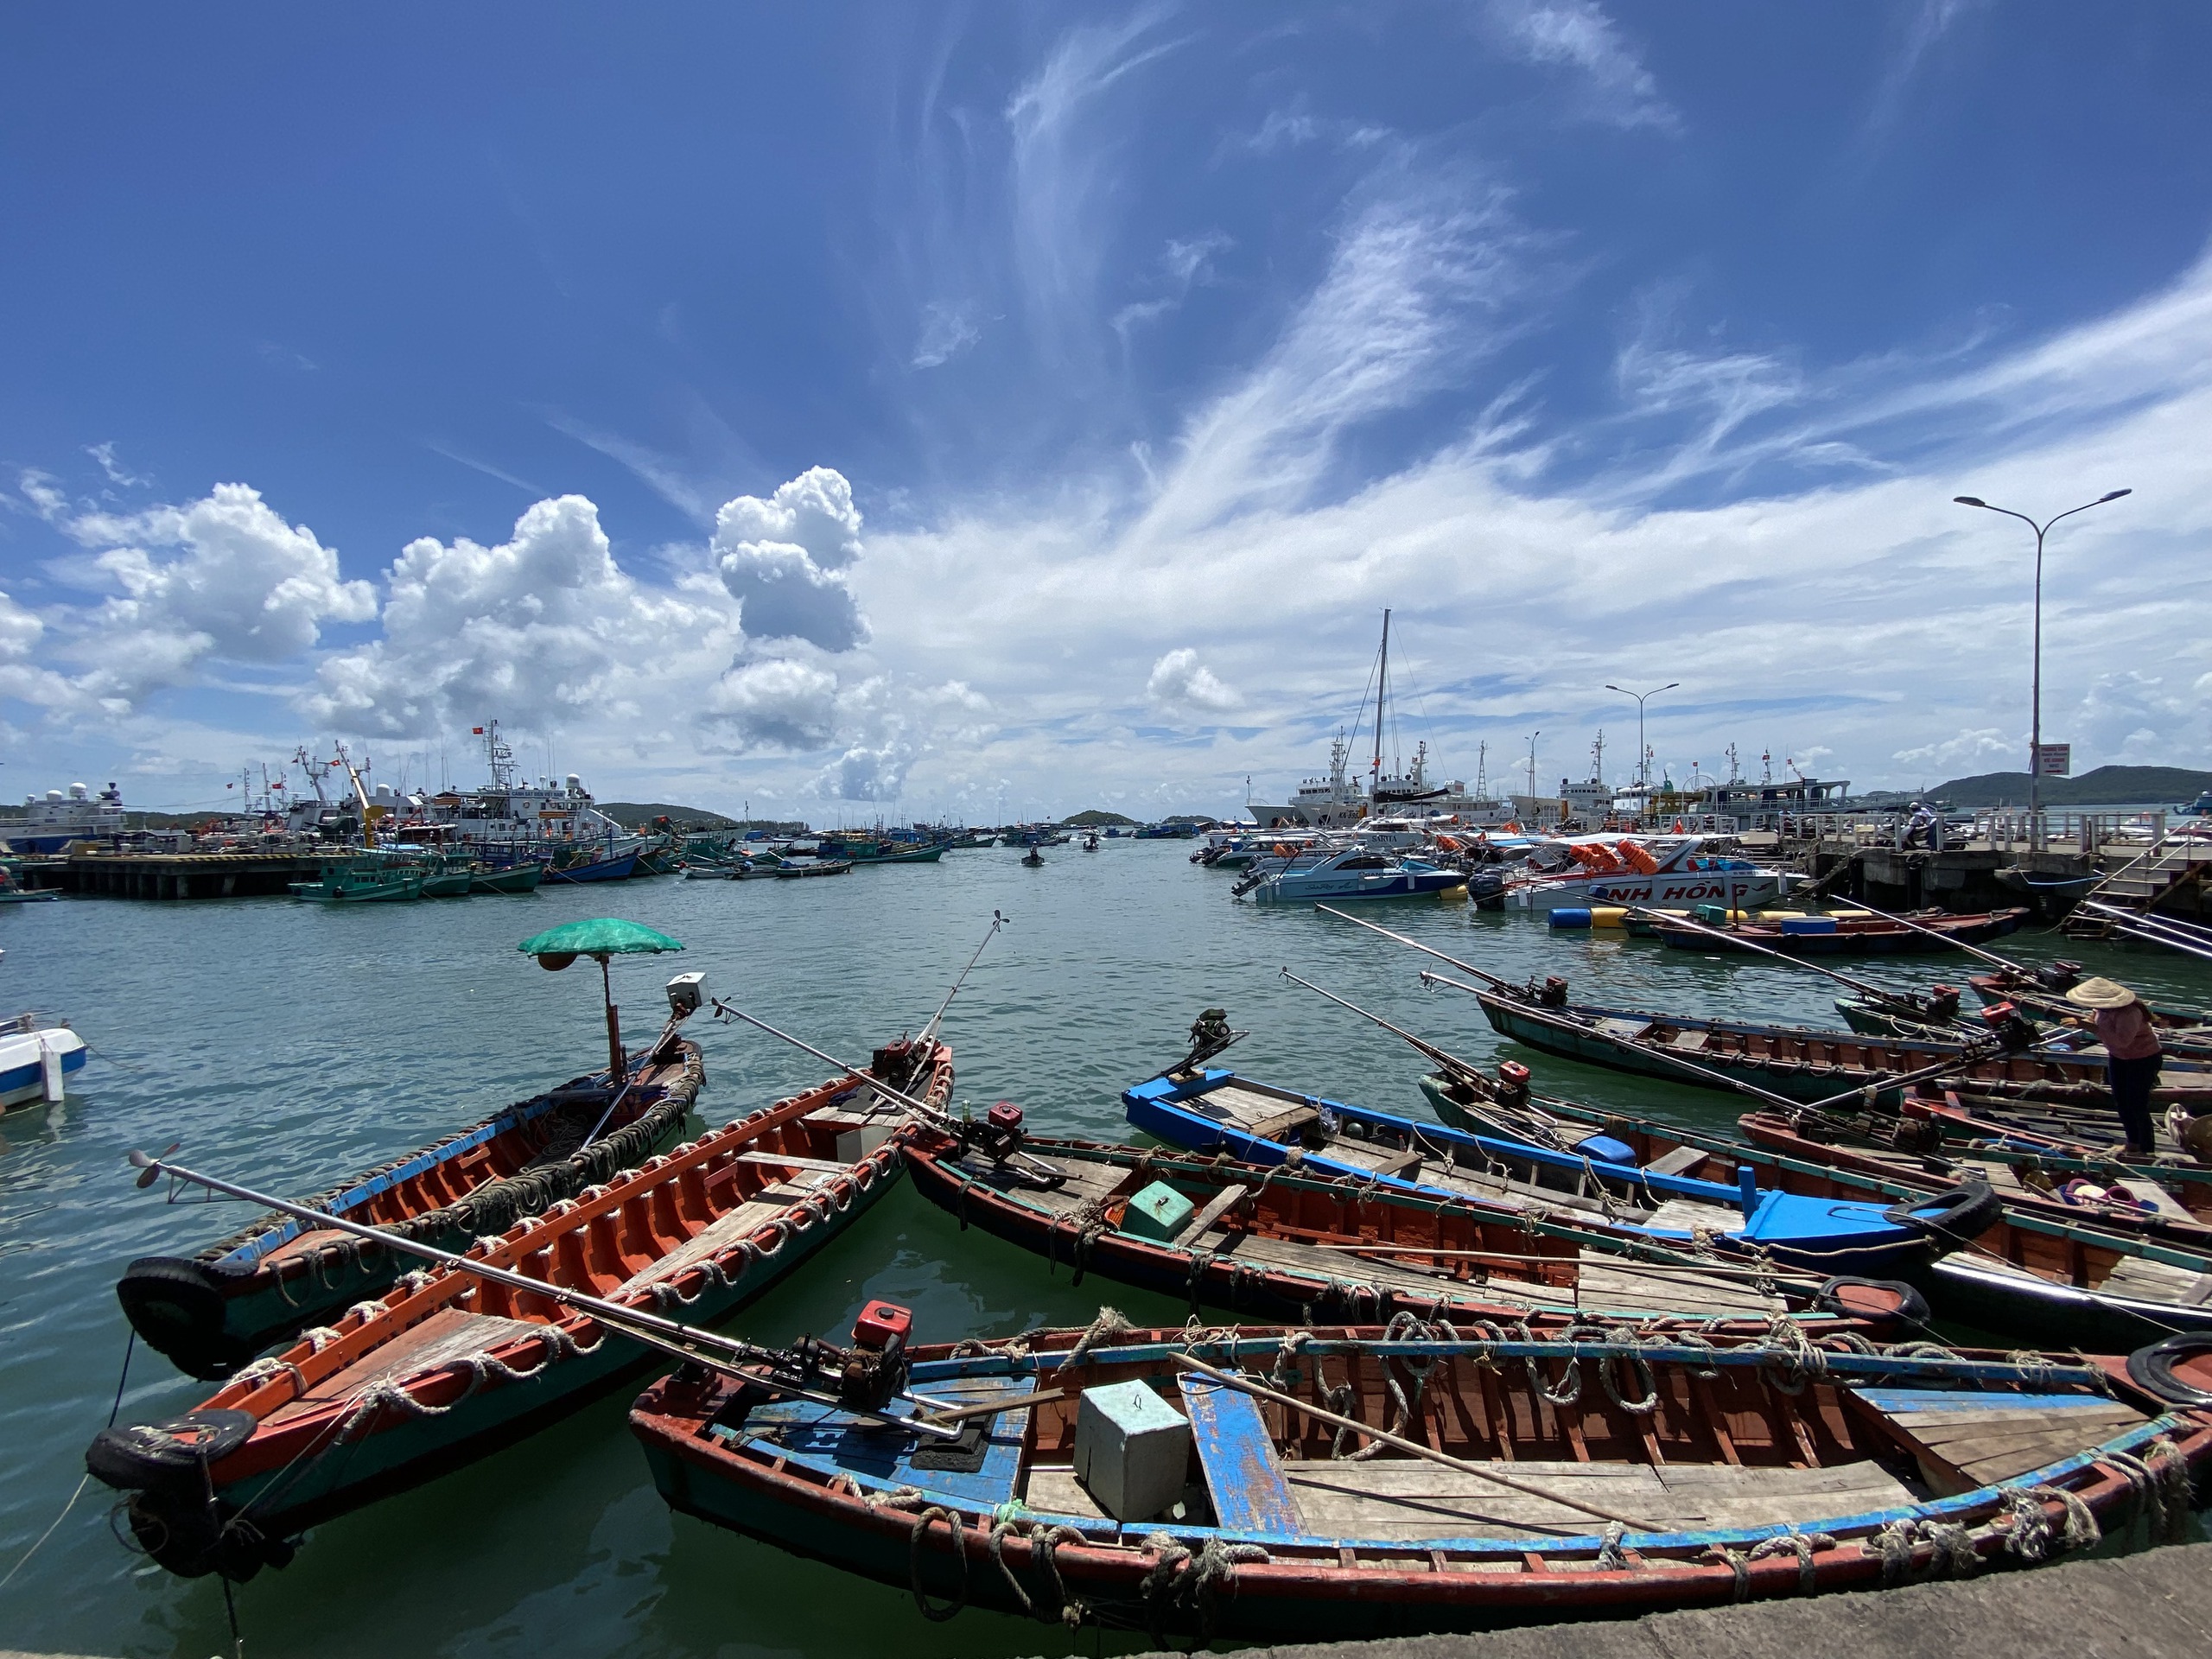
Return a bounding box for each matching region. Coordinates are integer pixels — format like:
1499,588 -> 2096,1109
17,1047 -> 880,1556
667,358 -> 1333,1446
2067,977 -> 2162,1158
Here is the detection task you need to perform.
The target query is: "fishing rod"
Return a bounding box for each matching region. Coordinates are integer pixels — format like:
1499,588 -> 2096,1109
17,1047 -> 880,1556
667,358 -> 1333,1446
1277,968 -> 1570,1149
1415,969 -> 1998,1120
1313,904 -> 1516,989
1626,905 -> 1985,1035
917,909 -> 1009,1045
709,998 -> 1067,1182
121,1147 -> 962,1440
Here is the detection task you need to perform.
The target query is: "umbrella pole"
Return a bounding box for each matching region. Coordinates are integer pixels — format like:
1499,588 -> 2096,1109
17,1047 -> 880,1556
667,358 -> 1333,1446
600,954 -> 626,1084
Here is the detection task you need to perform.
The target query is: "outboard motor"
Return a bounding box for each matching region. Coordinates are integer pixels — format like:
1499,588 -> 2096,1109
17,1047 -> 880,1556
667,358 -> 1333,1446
963,1101 -> 1027,1163
2034,960 -> 2084,994
1496,1060 -> 1531,1109
840,1300 -> 912,1411
870,1037 -> 923,1095
1978,1001 -> 2041,1053
1537,976 -> 1571,1009
1923,984 -> 1962,1023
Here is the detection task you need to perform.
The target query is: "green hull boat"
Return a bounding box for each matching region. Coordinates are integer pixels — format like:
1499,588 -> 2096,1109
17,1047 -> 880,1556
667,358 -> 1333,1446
289,868 -> 423,903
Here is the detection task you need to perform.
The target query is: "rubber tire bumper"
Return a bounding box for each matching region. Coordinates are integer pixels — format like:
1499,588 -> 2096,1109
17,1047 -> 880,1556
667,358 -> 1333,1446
2127,1332 -> 2212,1407
1814,1275 -> 1931,1329
115,1256 -> 252,1381
1883,1181 -> 2002,1244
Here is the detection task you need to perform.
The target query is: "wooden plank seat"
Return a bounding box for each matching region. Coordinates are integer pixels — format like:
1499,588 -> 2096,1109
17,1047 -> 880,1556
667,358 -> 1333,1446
1849,1389 -> 2145,1495
1179,1371 -> 1304,1535
1276,1459 -> 1916,1542
1641,1145 -> 1711,1179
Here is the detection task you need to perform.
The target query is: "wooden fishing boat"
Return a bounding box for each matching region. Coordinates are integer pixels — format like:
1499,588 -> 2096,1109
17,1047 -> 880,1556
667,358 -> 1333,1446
469,861 -> 544,894
904,1129 -> 1925,1332
1414,1071 -> 2212,1349
1967,969 -> 2212,1056
1475,988 -> 2212,1110
87,1037 -> 952,1580
544,848 -> 639,883
778,858 -> 853,878
1123,1069 -> 1971,1278
817,837 -> 948,865
416,861 -> 476,898
116,1039 -> 705,1380
1651,909 -> 2028,957
630,1316 -> 2212,1643
288,865 -> 423,903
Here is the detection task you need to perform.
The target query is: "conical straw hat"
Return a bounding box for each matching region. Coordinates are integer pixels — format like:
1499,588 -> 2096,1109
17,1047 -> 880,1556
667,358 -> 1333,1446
2065,976 -> 2139,1010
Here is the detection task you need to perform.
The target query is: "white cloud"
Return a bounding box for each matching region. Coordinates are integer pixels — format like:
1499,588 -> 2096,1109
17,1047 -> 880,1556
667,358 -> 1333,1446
712,467 -> 868,652
702,658 -> 841,752
817,739 -> 915,802
307,493 -> 736,738
1489,1 -> 1679,133
912,302 -> 982,369
17,470 -> 69,523
1147,647 -> 1242,712
86,442 -> 146,487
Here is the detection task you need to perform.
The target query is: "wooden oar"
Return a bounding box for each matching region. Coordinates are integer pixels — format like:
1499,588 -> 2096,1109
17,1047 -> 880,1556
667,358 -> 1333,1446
1169,1352 -> 1663,1531
123,1148 -> 963,1440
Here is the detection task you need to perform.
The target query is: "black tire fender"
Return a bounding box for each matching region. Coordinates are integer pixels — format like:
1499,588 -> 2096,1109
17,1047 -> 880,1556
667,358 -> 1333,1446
2126,1332 -> 2212,1408
1883,1180 -> 2002,1243
115,1256 -> 250,1379
86,1408 -> 257,1491
1813,1276 -> 1931,1328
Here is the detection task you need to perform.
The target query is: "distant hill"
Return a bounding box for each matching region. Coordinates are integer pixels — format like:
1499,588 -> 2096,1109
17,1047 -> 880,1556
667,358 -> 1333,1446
1059,809 -> 1139,827
1926,766 -> 2212,807
599,801 -> 748,830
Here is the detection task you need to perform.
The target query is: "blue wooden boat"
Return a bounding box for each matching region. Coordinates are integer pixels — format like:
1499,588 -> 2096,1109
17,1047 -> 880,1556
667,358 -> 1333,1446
630,1316 -> 2212,1642
544,848 -> 639,883
1123,1069 -> 1980,1277
0,1013 -> 86,1111
90,1039 -> 953,1580
1234,846 -> 1465,904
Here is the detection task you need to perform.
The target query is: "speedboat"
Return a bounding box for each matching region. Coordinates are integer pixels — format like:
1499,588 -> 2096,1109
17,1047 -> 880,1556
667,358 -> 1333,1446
0,1010 -> 86,1111
1234,845 -> 1465,904
1498,834 -> 1783,912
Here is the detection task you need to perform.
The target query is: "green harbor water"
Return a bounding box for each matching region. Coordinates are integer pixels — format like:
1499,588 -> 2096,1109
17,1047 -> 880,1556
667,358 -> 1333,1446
4,843 -> 2209,1658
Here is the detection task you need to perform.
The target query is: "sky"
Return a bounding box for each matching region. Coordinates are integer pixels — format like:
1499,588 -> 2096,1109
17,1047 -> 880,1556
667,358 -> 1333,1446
3,2 -> 2209,823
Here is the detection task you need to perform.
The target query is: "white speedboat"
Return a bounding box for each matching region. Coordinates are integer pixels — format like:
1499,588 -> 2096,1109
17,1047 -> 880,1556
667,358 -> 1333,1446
1236,846 -> 1466,904
1498,835 -> 1783,912
0,1013 -> 86,1110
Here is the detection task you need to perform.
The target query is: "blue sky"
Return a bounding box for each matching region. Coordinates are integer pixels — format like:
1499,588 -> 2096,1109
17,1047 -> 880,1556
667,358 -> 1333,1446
3,3 -> 2209,820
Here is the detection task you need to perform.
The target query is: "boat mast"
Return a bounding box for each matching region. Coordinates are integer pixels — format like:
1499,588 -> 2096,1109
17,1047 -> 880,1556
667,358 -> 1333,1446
1370,609 -> 1390,801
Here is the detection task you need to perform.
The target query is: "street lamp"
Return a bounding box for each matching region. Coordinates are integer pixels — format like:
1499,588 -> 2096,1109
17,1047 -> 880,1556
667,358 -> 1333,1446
1605,683 -> 1678,816
1952,489 -> 2131,828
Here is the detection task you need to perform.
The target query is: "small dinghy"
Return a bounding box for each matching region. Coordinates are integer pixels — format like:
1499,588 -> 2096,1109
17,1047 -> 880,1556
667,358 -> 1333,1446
629,1312 -> 2212,1643
1650,908 -> 2029,957
1125,1069 -> 1978,1280
0,1009 -> 86,1111
87,1036 -> 952,1580
1414,1069 -> 2212,1350
904,1127 -> 1926,1332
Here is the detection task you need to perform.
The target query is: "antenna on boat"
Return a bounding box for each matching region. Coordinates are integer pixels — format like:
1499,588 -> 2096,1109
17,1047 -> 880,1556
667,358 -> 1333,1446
1370,609 -> 1391,799
918,910 -> 1009,1043
1590,730 -> 1604,785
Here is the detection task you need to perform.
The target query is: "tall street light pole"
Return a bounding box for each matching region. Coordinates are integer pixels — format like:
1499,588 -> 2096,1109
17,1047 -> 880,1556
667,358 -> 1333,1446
1952,489 -> 2131,830
1606,682 -> 1677,817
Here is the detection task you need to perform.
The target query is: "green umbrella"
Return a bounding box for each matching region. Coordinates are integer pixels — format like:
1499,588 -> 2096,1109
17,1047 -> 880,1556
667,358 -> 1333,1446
518,918 -> 685,1081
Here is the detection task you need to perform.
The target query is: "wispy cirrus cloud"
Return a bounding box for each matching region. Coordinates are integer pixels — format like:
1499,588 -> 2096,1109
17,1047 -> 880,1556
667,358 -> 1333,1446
1486,0 -> 1680,134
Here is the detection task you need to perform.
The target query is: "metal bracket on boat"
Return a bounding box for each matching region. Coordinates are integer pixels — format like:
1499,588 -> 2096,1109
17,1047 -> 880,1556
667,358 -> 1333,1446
120,1147 -> 964,1442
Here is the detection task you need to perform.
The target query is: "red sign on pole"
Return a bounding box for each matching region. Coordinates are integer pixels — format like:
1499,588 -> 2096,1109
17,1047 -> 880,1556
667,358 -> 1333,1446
2034,743 -> 2071,777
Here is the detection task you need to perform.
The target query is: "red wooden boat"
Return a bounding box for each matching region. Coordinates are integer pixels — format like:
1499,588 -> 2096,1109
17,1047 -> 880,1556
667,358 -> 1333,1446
117,1038 -> 704,1379
1651,907 -> 2029,957
632,1315 -> 2212,1643
904,1128 -> 1924,1333
86,1038 -> 950,1580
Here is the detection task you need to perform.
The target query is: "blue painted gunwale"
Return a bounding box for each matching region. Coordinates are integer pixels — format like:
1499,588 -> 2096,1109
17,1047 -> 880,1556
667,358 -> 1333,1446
1124,1070 -> 1944,1264
710,1336 -> 2177,1560
0,1042 -> 86,1098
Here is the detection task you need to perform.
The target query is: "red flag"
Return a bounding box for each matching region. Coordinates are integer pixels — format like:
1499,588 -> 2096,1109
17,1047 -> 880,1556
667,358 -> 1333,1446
473,727 -> 485,734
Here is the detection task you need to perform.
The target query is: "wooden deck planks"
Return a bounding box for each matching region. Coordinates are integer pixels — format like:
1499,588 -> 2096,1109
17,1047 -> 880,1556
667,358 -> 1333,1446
1574,1252 -> 1782,1319
1853,1388 -> 2145,1491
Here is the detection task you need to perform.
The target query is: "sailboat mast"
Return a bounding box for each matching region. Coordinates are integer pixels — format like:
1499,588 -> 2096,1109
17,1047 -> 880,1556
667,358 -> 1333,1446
1370,609 -> 1390,796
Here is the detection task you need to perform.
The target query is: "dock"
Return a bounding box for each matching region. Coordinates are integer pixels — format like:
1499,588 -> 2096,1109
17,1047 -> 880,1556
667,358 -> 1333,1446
1128,1538 -> 2210,1659
29,850 -> 347,899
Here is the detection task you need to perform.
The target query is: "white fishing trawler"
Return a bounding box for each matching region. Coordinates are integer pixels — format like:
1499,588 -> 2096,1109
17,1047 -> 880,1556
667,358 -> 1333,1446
396,723 -> 644,861
2,782 -> 128,853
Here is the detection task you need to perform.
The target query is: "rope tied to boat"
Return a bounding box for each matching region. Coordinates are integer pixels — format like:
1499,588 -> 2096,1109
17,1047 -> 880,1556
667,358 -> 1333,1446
1266,1331 -> 1311,1392
1593,1521 -> 1631,1571
1592,1329 -> 1661,1416
230,1356 -> 307,1396
1747,1527 -> 1834,1592
1056,1307 -> 1134,1371
1700,1543 -> 1751,1600
395,1269 -> 433,1298
2101,1439 -> 2193,1546
1999,1484 -> 2100,1561
1140,1531 -> 1267,1643
907,1505 -> 969,1622
986,1508 -> 1090,1627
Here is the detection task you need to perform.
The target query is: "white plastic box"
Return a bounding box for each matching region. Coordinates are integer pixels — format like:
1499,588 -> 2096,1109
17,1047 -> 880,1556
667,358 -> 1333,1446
1073,1380 -> 1192,1522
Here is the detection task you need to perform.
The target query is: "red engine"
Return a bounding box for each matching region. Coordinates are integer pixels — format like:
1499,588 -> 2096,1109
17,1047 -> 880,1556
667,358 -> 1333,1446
851,1300 -> 913,1352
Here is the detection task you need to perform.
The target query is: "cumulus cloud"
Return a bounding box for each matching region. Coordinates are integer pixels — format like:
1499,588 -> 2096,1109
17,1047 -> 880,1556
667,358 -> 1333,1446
817,739 -> 915,802
701,658 -> 840,752
712,467 -> 868,652
1147,647 -> 1242,712
307,494 -> 734,737
56,483 -> 376,710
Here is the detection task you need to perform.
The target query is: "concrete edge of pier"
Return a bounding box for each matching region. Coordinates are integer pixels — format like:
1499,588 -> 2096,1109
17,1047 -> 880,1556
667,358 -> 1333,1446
1121,1540 -> 2212,1659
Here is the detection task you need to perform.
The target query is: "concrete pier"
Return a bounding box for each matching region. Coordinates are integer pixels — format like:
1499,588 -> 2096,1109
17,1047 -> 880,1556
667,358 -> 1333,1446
1127,1540 -> 2211,1659
43,850 -> 346,899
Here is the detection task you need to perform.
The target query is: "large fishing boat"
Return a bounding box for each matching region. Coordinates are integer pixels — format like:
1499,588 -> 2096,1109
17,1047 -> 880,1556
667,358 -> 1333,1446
385,722 -> 649,868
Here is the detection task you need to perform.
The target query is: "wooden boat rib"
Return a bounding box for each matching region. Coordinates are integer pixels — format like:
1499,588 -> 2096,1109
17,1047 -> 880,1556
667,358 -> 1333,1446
1651,908 -> 2029,957
117,1039 -> 704,1380
88,1038 -> 951,1580
903,1129 -> 1923,1332
1125,1068 -> 1967,1279
630,1320 -> 2212,1642
1417,1071 -> 2212,1349
1476,988 -> 2212,1110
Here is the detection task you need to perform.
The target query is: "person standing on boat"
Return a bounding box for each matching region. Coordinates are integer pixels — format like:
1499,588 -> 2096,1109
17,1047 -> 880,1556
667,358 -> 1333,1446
2067,977 -> 2162,1157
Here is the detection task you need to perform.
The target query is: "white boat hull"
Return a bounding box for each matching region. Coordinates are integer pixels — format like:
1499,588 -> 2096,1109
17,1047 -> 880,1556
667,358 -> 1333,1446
1503,870 -> 1784,912
0,1026 -> 87,1109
